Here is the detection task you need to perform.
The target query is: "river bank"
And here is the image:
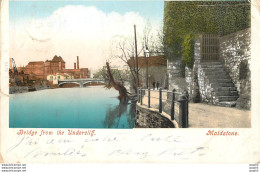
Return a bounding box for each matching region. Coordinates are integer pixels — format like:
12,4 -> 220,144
9,82 -> 107,94
9,85 -> 51,94
135,104 -> 175,128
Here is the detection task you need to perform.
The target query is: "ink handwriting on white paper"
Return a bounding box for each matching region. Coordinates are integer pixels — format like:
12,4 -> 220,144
7,133 -> 207,160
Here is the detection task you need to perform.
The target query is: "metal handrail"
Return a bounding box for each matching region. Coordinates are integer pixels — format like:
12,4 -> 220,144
137,87 -> 189,128
142,95 -> 171,101
140,88 -> 183,95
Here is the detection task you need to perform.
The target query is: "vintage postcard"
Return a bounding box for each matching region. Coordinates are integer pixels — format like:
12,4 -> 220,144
0,0 -> 260,163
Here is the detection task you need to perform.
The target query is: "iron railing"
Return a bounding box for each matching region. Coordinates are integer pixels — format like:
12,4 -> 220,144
137,87 -> 189,128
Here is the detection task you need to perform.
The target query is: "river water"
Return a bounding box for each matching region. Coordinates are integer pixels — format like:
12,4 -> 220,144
9,86 -> 136,128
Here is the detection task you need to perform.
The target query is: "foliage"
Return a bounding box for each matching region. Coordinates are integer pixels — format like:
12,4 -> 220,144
93,66 -> 130,85
180,59 -> 186,78
93,67 -> 107,80
182,33 -> 195,69
109,35 -> 140,91
164,1 -> 251,60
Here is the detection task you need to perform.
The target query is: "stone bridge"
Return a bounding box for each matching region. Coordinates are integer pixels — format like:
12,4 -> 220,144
58,78 -> 107,87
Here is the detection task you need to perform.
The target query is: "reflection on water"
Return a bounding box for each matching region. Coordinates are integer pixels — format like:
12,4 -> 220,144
9,86 -> 136,128
104,100 -> 136,128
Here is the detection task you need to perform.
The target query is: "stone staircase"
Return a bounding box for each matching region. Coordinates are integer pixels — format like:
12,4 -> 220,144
199,62 -> 239,107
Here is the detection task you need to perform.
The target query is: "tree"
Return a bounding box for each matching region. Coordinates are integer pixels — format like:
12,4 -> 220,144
93,66 -> 130,86
106,62 -> 128,102
93,67 -> 108,80
143,21 -> 165,56
109,35 -> 141,93
109,23 -> 165,93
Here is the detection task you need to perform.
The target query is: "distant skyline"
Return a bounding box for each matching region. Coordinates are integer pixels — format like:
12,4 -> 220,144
9,1 -> 164,71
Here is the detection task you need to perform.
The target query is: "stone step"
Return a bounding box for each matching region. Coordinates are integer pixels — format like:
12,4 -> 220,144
217,101 -> 236,107
215,87 -> 237,91
208,78 -> 232,83
204,71 -> 229,75
201,62 -> 222,65
211,83 -> 234,88
202,69 -> 225,72
203,70 -> 228,75
206,75 -> 230,79
203,70 -> 225,73
200,64 -> 224,68
202,68 -> 227,73
214,91 -> 238,96
201,67 -> 224,70
199,61 -> 239,106
218,96 -> 238,102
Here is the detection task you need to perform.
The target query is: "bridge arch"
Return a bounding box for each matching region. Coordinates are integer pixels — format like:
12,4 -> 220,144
82,81 -> 106,87
57,79 -> 106,88
59,82 -> 81,88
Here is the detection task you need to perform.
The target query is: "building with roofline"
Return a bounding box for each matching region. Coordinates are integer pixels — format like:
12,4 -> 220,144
16,55 -> 89,83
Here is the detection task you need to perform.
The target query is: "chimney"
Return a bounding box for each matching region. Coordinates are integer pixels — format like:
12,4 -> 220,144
77,56 -> 79,69
74,63 -> 76,69
59,61 -> 61,71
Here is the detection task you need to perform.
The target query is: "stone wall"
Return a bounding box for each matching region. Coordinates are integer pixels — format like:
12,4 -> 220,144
197,66 -> 214,103
167,29 -> 251,109
219,28 -> 251,109
135,105 -> 175,128
136,89 -> 190,128
193,38 -> 213,103
167,56 -> 198,101
185,67 -> 193,96
168,59 -> 187,92
9,86 -> 28,94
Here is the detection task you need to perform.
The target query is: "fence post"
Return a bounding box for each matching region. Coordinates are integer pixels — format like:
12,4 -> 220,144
185,90 -> 189,127
140,87 -> 143,105
159,88 -> 162,113
148,88 -> 150,108
179,90 -> 189,128
138,87 -> 140,103
170,89 -> 176,120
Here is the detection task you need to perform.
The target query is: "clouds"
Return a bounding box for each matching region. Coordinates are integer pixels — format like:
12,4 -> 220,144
10,5 -> 160,70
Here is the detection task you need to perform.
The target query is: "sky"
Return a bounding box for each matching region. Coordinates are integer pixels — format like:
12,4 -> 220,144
9,1 -> 164,71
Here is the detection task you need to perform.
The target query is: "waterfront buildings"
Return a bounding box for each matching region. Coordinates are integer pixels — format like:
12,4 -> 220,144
10,55 -> 89,86
47,73 -> 74,84
128,55 -> 167,88
16,55 -> 89,80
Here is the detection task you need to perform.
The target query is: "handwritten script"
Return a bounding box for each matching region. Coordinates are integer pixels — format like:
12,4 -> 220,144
7,132 -> 207,160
